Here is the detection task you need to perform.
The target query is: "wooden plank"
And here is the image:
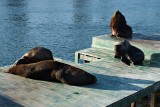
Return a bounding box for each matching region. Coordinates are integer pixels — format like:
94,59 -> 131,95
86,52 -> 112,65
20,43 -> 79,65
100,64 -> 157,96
131,102 -> 136,107
151,93 -> 156,107
0,57 -> 160,107
1,35 -> 160,107
75,47 -> 114,63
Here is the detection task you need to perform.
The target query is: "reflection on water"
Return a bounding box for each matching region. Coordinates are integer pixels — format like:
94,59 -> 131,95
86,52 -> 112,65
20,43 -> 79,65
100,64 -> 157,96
0,0 -> 160,66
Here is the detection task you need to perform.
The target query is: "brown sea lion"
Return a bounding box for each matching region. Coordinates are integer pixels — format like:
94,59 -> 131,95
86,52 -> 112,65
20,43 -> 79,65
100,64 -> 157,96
114,40 -> 144,65
110,11 -> 132,39
7,60 -> 97,86
14,47 -> 53,65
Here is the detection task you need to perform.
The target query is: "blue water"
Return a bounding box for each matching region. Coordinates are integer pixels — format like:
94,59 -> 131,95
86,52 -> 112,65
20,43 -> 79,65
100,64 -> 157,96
0,0 -> 160,66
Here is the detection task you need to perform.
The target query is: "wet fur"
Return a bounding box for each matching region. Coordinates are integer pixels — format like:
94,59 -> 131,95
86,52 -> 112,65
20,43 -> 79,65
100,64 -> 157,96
110,11 -> 132,39
7,60 -> 97,86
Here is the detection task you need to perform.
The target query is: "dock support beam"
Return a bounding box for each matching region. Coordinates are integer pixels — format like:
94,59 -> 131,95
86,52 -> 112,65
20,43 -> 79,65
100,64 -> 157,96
151,93 -> 155,107
75,52 -> 80,63
131,102 -> 136,107
150,91 -> 160,107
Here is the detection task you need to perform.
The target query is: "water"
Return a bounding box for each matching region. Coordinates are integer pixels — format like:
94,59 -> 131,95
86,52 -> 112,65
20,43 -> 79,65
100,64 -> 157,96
0,0 -> 160,66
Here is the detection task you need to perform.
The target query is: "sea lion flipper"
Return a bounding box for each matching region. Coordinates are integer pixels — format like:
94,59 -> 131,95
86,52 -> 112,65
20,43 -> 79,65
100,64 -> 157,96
114,54 -> 121,59
121,56 -> 131,66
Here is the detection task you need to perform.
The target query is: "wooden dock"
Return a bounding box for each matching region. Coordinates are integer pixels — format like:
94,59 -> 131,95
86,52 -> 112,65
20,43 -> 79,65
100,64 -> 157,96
1,34 -> 160,107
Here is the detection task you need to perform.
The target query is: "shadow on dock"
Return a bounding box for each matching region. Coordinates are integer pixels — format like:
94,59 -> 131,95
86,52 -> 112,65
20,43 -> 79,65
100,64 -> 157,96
0,94 -> 24,107
83,73 -> 154,91
143,53 -> 160,68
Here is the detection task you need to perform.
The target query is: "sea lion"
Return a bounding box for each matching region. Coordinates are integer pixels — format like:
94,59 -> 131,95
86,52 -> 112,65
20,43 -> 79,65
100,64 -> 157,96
110,10 -> 132,39
14,47 -> 53,65
114,40 -> 144,65
7,60 -> 97,86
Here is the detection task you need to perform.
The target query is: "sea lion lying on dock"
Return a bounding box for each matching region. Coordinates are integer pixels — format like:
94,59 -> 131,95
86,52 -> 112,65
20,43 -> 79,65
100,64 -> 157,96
114,40 -> 144,65
110,11 -> 132,39
14,47 -> 53,65
7,60 -> 97,86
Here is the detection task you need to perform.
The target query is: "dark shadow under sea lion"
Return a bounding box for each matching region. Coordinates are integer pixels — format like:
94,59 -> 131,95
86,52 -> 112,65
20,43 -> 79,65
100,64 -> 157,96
14,47 -> 53,65
7,60 -> 97,86
114,40 -> 144,65
110,10 -> 132,39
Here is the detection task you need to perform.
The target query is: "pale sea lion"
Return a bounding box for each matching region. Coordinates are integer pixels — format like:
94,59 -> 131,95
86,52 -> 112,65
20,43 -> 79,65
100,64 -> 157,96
7,60 -> 97,86
110,11 -> 132,39
14,47 -> 53,65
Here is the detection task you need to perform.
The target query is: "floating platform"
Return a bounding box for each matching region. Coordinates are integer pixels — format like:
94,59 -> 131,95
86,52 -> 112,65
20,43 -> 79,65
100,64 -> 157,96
0,35 -> 160,107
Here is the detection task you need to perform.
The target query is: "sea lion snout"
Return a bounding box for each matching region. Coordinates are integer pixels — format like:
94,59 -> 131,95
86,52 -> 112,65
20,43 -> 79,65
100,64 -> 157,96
115,10 -> 122,16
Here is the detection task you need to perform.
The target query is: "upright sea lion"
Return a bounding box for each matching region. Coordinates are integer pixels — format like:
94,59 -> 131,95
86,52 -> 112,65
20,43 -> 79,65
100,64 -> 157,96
7,60 -> 97,86
110,11 -> 132,39
114,40 -> 144,65
14,47 -> 53,65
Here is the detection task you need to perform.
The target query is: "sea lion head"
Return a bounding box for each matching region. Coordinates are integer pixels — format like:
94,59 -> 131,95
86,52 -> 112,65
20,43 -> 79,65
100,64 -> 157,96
14,47 -> 53,65
114,40 -> 131,59
114,40 -> 128,57
110,10 -> 127,34
110,11 -> 132,38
